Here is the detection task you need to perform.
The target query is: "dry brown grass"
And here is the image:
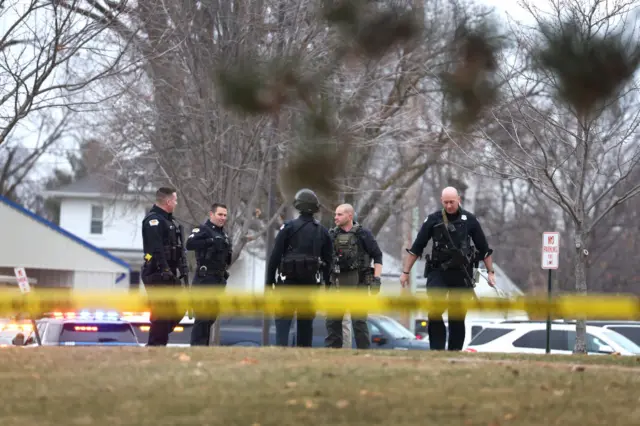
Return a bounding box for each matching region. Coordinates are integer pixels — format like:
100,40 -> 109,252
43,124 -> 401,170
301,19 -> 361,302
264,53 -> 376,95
1,347 -> 639,425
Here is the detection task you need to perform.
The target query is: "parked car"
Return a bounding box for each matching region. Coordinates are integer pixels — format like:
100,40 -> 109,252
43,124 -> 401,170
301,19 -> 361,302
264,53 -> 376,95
14,310 -> 140,347
501,320 -> 640,346
464,322 -> 640,356
125,313 -> 430,350
414,317 -> 493,349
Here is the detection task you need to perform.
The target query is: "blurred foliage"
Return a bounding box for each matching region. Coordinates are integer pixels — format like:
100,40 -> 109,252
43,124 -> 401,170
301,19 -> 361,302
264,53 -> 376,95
534,19 -> 640,118
440,17 -> 508,131
214,1 -> 640,205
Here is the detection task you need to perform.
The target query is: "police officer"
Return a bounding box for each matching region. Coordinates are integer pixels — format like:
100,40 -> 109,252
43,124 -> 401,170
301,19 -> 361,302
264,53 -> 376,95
186,203 -> 232,346
400,186 -> 496,351
141,187 -> 187,346
266,188 -> 333,347
325,203 -> 383,349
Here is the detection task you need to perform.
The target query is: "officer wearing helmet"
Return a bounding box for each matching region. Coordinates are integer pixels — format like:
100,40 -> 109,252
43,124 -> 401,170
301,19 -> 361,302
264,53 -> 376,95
266,188 -> 333,347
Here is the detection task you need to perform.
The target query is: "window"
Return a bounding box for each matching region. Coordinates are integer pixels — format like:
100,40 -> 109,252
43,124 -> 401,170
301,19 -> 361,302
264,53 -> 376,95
468,327 -> 514,346
470,325 -> 484,339
368,322 -> 381,336
512,330 -> 569,350
59,323 -> 138,344
90,205 -> 104,234
606,326 -> 640,346
374,316 -> 415,339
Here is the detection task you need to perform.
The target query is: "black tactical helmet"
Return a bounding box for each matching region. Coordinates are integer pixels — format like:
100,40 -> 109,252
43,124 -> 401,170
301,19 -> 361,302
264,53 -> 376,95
293,188 -> 320,214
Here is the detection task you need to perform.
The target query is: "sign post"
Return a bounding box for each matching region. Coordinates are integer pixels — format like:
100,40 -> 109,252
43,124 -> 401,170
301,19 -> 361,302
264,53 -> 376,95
13,267 -> 41,346
541,232 -> 559,354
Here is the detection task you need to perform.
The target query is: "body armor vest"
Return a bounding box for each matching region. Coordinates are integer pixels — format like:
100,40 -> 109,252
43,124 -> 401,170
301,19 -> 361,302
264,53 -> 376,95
330,224 -> 370,272
142,210 -> 182,268
431,210 -> 473,270
197,225 -> 231,273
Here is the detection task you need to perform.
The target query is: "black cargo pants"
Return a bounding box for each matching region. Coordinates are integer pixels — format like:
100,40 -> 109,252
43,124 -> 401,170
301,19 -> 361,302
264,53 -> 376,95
141,269 -> 183,346
325,269 -> 370,349
190,273 -> 226,346
274,280 -> 317,347
426,268 -> 474,351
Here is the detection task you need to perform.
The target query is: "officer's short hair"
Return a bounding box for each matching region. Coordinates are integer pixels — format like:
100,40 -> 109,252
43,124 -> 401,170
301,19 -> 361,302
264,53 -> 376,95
156,187 -> 176,203
211,203 -> 227,213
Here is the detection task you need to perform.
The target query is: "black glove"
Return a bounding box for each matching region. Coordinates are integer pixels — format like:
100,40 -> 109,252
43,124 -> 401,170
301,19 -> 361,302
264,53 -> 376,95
371,276 -> 382,294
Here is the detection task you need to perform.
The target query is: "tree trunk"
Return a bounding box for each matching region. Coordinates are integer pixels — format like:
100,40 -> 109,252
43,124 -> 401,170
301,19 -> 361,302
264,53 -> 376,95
573,228 -> 588,354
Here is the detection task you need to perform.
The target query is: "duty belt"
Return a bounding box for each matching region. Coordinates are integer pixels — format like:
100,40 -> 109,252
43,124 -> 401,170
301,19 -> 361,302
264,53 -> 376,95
198,265 -> 226,277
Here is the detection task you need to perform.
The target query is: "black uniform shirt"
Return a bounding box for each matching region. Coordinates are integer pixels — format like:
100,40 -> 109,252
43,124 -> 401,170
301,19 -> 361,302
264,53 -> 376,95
142,204 -> 176,271
408,208 -> 492,259
186,219 -> 233,267
266,214 -> 334,284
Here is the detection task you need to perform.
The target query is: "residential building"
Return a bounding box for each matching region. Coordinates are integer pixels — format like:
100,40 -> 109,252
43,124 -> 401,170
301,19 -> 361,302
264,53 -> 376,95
0,194 -> 130,290
44,175 -> 156,287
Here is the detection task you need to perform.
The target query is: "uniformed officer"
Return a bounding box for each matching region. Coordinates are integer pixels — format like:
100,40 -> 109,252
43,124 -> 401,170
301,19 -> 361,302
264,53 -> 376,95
141,187 -> 187,346
325,203 -> 383,349
266,188 -> 333,347
186,203 -> 233,346
400,186 -> 496,351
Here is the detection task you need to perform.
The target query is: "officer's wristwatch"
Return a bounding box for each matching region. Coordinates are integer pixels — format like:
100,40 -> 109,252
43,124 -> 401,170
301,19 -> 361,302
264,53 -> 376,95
487,270 -> 495,274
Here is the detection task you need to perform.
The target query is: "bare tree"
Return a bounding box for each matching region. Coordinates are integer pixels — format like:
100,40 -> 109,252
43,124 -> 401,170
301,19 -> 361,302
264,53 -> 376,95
1,0 -> 134,202
454,0 -> 640,353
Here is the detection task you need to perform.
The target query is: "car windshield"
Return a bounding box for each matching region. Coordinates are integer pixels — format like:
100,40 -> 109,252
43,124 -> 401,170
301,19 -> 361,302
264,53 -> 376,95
606,326 -> 640,346
59,323 -> 138,344
0,335 -> 15,345
601,329 -> 640,354
375,317 -> 416,339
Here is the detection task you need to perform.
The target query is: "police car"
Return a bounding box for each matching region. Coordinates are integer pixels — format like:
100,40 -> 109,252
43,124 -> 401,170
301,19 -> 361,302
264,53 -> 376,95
16,310 -> 141,347
121,311 -> 193,347
0,320 -> 34,346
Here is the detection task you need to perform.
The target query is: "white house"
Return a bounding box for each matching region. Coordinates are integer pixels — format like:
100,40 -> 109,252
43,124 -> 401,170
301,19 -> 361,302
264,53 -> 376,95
0,194 -> 130,290
44,176 -> 156,286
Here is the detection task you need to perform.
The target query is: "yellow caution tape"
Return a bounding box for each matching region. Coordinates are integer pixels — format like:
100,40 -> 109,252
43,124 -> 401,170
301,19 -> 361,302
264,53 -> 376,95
0,287 -> 638,319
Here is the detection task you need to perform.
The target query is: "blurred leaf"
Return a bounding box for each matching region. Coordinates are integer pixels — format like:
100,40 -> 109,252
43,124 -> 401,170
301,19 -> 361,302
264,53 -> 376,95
534,19 -> 640,117
322,1 -> 423,59
215,56 -> 304,115
441,17 -> 506,130
278,139 -> 348,205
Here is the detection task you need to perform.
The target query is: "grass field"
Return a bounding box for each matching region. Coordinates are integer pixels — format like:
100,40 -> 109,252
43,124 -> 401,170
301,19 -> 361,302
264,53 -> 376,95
1,347 -> 639,425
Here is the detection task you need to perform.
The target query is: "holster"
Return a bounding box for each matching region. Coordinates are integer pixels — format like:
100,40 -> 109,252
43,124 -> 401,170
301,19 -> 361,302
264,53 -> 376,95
423,255 -> 437,278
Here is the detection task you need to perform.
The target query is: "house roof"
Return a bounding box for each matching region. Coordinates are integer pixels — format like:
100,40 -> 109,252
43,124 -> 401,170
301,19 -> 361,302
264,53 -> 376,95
0,194 -> 131,270
46,175 -> 156,200
51,175 -> 127,195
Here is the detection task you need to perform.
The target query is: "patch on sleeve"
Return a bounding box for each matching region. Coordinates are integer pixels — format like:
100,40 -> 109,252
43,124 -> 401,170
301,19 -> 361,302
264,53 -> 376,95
148,219 -> 159,226
191,228 -> 200,233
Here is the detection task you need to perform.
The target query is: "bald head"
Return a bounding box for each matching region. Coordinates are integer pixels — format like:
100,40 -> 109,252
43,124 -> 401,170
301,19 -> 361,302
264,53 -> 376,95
334,203 -> 355,228
441,186 -> 461,214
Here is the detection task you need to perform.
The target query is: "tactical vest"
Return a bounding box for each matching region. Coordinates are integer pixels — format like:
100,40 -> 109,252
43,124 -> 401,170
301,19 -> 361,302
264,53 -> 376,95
279,219 -> 323,280
330,224 -> 370,271
430,209 -> 474,270
197,225 -> 231,273
142,211 -> 181,268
